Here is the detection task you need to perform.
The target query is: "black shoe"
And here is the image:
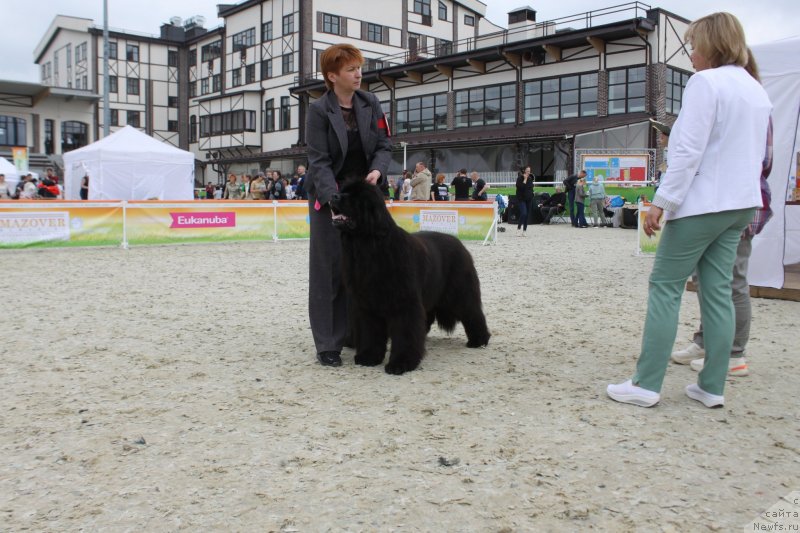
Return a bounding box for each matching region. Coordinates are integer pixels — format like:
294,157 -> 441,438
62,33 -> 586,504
316,351 -> 342,367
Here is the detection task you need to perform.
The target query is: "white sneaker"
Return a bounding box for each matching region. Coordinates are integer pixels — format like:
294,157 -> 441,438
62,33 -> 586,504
516,229 -> 522,236
689,357 -> 749,376
685,383 -> 724,408
607,380 -> 660,407
521,230 -> 527,237
671,342 -> 705,365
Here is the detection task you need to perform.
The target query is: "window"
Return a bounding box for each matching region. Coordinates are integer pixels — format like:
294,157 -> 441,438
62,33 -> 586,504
455,83 -> 515,127
264,99 -> 275,132
44,119 -> 54,154
436,39 -> 452,56
280,96 -> 291,130
232,28 -> 255,51
464,14 -> 475,26
608,66 -> 646,114
189,48 -> 197,66
61,121 -> 88,152
190,115 -> 197,143
232,68 -> 242,87
283,14 -> 294,35
381,101 -> 392,132
168,50 -> 178,67
109,109 -> 119,127
245,64 -> 256,84
365,59 -> 384,71
201,40 -> 222,62
414,0 -> 431,16
282,54 -> 294,75
396,93 -> 447,133
108,75 -> 117,93
167,120 -> 178,132
108,42 -> 117,59
523,72 -> 598,121
75,42 -> 87,64
168,96 -> 178,108
0,115 -> 26,146
666,67 -> 691,115
212,74 -> 221,92
126,111 -> 140,128
126,77 -> 140,95
198,110 -> 257,137
126,44 -> 139,62
201,78 -> 209,95
262,21 -> 272,41
261,59 -> 272,79
189,81 -> 197,98
439,1 -> 447,21
367,23 -> 383,43
323,14 -> 340,35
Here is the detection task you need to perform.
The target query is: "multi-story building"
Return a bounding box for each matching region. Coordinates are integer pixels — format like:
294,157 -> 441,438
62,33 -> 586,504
25,1 -> 693,183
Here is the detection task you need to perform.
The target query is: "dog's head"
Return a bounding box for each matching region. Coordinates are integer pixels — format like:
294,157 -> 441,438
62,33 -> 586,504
329,180 -> 392,235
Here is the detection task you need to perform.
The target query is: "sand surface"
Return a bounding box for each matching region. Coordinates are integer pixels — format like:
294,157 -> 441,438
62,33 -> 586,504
1,223 -> 798,531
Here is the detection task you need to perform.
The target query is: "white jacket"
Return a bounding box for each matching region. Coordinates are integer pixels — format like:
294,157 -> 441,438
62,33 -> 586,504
653,65 -> 771,221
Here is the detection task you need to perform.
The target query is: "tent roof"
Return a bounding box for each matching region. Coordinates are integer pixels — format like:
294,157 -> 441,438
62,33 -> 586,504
63,125 -> 195,164
0,157 -> 18,174
752,37 -> 800,78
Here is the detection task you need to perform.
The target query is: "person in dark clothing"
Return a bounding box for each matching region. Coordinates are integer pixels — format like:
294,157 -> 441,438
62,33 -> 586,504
451,168 -> 471,200
539,191 -> 567,224
295,165 -> 308,200
562,170 -> 586,226
514,166 -> 535,236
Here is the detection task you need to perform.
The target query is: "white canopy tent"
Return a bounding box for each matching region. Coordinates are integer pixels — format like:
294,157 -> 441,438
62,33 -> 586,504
749,37 -> 800,290
63,126 -> 195,201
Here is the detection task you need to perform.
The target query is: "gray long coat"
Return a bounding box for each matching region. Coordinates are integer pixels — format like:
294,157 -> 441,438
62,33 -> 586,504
305,89 -> 393,205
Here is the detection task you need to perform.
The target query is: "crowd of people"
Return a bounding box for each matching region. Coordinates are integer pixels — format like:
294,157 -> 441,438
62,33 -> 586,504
197,166 -> 309,200
0,168 -> 64,200
386,165 -> 491,202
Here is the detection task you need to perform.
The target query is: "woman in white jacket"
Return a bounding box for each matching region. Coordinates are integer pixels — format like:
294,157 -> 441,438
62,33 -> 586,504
608,12 -> 771,408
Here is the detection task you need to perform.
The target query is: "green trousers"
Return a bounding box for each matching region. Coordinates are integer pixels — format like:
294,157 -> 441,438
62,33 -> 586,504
633,208 -> 755,396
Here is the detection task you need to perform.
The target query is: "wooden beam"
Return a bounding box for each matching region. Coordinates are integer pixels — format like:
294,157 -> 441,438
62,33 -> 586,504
543,44 -> 562,62
587,36 -> 605,54
434,64 -> 453,78
404,70 -> 422,83
466,58 -> 485,73
379,75 -> 396,90
502,51 -> 521,67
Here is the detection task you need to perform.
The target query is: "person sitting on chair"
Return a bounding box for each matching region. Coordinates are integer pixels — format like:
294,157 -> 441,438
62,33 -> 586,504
539,191 -> 567,224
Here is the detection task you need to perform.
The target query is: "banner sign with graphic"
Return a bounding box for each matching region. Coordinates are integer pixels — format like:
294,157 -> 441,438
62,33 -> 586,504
0,202 -> 123,248
11,147 -> 29,173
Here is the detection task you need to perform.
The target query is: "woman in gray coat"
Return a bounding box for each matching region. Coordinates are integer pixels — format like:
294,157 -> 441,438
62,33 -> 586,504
305,43 -> 393,367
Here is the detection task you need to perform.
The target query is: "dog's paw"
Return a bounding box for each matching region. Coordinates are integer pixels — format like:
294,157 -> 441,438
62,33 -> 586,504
384,359 -> 419,375
466,334 -> 491,348
354,353 -> 384,366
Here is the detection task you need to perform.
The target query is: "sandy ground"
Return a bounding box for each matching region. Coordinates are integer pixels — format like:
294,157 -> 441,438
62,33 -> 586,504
1,222 -> 798,532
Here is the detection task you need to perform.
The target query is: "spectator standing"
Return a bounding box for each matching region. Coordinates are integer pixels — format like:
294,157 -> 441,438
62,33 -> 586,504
410,161 -> 431,201
205,182 -> 215,200
250,173 -> 268,199
430,173 -> 450,201
563,170 -> 585,227
270,170 -> 287,200
470,171 -> 489,201
295,165 -> 308,200
223,173 -> 242,199
241,175 -> 251,199
514,166 -> 534,236
588,177 -> 608,227
79,175 -> 89,200
402,171 -> 412,201
607,12 -> 771,408
451,168 -> 472,201
574,176 -> 589,227
0,174 -> 10,199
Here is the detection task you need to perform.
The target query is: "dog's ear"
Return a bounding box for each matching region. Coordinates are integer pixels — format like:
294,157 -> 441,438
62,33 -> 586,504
354,182 -> 393,236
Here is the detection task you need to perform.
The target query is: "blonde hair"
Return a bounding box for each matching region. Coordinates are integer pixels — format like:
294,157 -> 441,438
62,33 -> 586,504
684,12 -> 748,69
436,173 -> 446,184
320,44 -> 364,90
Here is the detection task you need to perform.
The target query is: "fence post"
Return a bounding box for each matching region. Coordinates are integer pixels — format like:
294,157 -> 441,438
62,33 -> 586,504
120,201 -> 129,249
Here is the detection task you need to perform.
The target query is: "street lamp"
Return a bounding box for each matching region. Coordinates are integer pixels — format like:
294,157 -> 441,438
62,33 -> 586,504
399,141 -> 408,171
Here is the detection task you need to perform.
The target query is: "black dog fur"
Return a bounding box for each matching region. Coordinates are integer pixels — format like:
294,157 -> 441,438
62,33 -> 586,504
329,180 -> 490,375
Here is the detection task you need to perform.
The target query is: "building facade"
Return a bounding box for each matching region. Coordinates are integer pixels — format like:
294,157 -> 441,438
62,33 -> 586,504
26,1 -> 694,184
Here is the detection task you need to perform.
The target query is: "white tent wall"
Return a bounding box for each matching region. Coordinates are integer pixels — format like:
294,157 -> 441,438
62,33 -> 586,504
749,37 -> 800,289
63,126 -> 195,201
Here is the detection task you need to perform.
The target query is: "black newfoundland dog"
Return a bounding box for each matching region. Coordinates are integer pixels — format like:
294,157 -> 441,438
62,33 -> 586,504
329,179 -> 490,375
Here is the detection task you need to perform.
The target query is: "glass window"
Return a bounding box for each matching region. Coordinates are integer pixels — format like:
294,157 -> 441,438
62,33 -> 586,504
262,21 -> 272,41
523,71 -> 598,121
323,14 -> 340,35
201,78 -> 209,95
167,120 -> 178,132
168,96 -> 178,108
395,93 -> 448,133
61,121 -> 88,152
264,99 -> 275,132
108,42 -> 117,59
261,59 -> 272,80
282,54 -> 294,74
283,14 -> 294,35
109,109 -> 119,127
0,115 -> 26,146
608,66 -> 647,114
109,75 -> 118,93
126,77 -> 139,95
367,23 -> 383,43
245,64 -> 256,84
126,111 -> 140,128
280,96 -> 291,130
212,74 -> 221,92
189,81 -> 197,98
666,67 -> 690,114
190,115 -> 197,143
439,1 -> 447,20
232,28 -> 255,51
126,44 -> 139,62
189,48 -> 197,66
454,83 -> 515,128
414,0 -> 431,16
464,14 -> 475,26
168,50 -> 178,67
201,41 -> 222,62
232,68 -> 242,87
